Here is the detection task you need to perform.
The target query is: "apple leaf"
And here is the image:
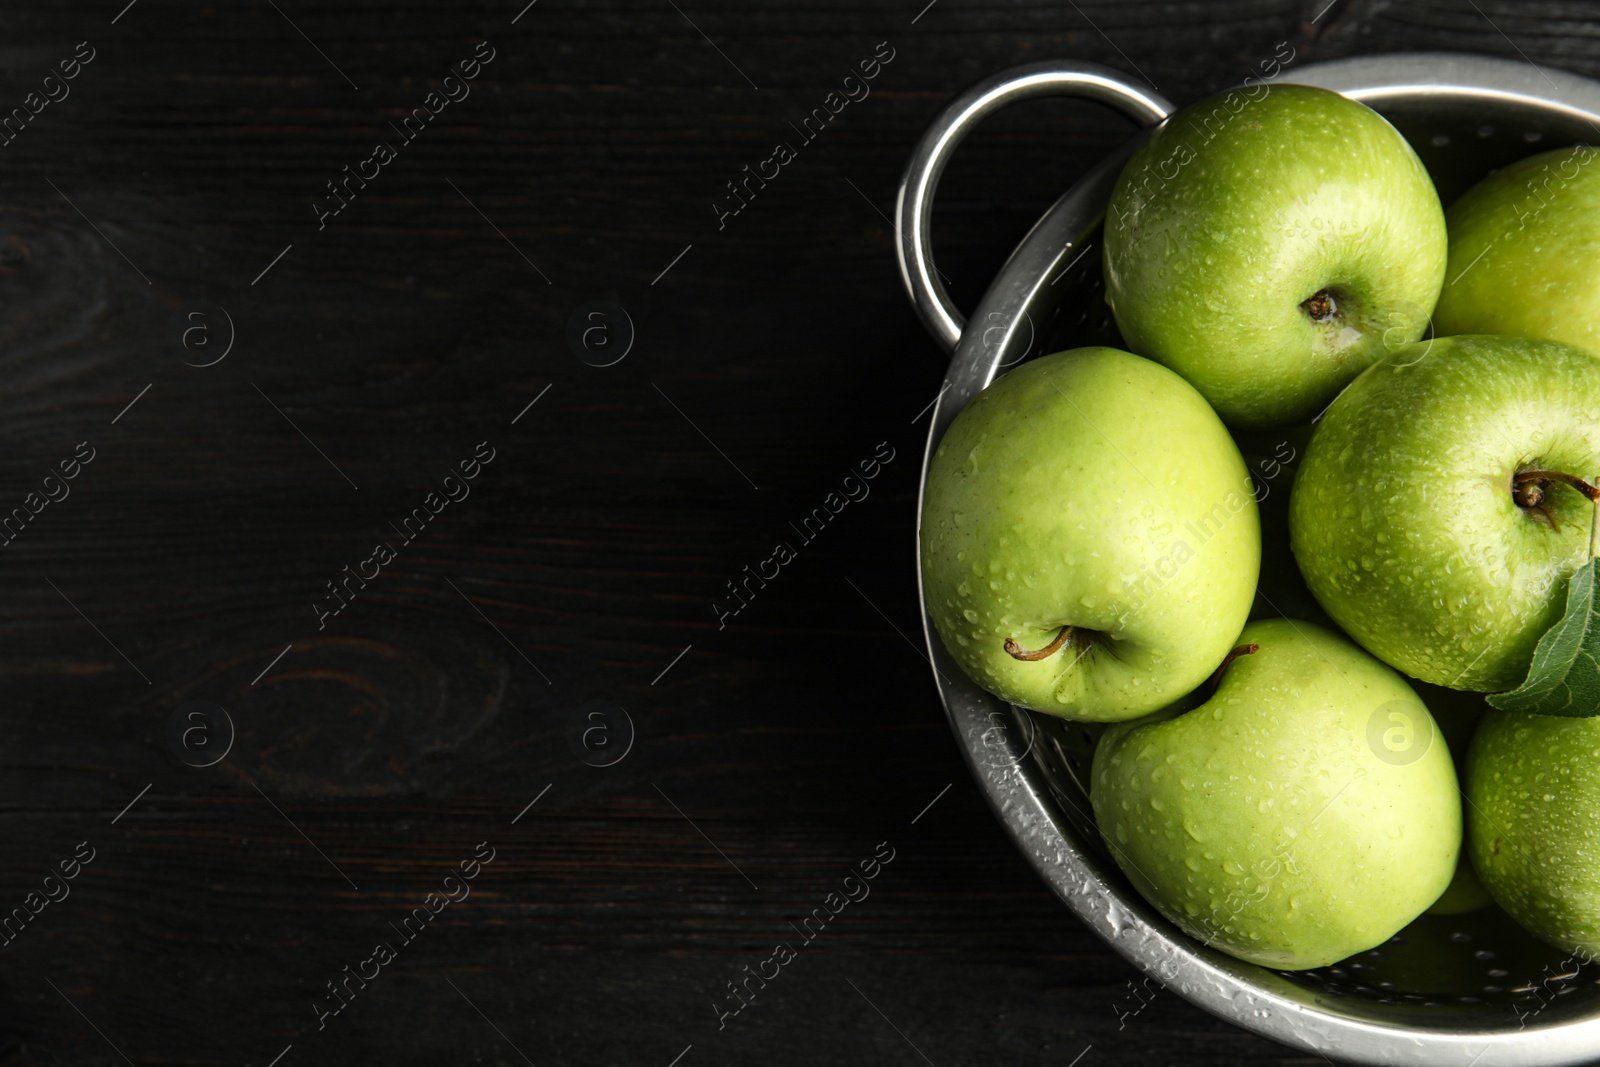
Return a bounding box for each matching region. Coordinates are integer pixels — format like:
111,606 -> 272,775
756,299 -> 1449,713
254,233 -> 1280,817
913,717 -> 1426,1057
1487,559 -> 1600,717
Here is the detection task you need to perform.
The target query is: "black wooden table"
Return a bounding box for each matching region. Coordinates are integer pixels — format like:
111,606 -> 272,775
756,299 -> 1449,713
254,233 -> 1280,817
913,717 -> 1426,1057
0,2 -> 1588,1064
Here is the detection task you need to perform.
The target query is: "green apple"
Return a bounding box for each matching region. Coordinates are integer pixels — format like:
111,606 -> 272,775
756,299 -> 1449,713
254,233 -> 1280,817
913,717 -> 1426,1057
1467,708 -> 1600,956
1410,679 -> 1494,915
1092,618 -> 1460,969
1290,334 -> 1600,691
1429,852 -> 1493,916
920,346 -> 1259,721
1103,83 -> 1447,428
1435,146 -> 1600,354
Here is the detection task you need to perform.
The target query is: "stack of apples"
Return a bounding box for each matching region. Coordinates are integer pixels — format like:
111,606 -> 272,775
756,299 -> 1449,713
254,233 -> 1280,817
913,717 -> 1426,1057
921,83 -> 1600,970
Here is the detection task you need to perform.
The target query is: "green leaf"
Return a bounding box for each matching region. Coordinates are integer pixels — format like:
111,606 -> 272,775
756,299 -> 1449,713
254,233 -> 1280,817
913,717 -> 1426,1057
1488,558 -> 1600,717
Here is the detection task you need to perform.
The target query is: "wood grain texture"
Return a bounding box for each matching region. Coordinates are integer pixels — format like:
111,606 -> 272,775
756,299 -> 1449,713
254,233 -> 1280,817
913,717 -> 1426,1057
0,0 -> 1591,1063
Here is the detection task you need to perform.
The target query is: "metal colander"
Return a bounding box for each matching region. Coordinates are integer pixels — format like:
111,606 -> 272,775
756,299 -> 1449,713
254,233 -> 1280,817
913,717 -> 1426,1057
900,53 -> 1600,1066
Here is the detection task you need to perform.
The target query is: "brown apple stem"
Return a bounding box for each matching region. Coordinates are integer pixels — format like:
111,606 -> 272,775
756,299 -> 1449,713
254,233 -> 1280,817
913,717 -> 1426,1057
1511,468 -> 1600,533
1513,469 -> 1600,515
1208,643 -> 1260,690
1301,289 -> 1338,323
1004,625 -> 1072,662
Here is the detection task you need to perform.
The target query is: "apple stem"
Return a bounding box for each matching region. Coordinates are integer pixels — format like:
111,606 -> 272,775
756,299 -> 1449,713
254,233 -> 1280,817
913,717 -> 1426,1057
1208,643 -> 1260,690
1512,469 -> 1600,512
1301,289 -> 1338,323
1004,625 -> 1072,662
1591,474 -> 1600,559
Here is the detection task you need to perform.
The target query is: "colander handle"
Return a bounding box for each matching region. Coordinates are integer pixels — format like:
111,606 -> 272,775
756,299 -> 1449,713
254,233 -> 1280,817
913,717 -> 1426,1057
894,61 -> 1174,353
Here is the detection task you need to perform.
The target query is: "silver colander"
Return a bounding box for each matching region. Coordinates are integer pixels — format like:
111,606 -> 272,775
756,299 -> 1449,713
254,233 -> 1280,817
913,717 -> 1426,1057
900,53 -> 1600,1066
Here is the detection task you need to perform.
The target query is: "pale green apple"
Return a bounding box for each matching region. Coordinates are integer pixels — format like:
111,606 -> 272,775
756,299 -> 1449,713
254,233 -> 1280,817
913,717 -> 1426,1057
920,346 -> 1259,721
1092,618 -> 1460,969
1104,84 -> 1447,428
1435,146 -> 1600,354
1429,852 -> 1493,916
1290,334 -> 1600,691
1468,708 -> 1600,956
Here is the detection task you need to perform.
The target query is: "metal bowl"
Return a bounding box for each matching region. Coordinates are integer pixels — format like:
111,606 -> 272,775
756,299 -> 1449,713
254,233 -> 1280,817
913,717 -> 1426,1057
899,53 -> 1600,1065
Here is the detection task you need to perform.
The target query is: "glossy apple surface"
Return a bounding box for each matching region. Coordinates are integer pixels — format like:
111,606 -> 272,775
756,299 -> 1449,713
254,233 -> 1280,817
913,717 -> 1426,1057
1290,334 -> 1600,691
1104,84 -> 1446,428
920,346 -> 1258,721
1435,146 -> 1600,355
1468,708 -> 1600,956
1093,618 -> 1460,969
